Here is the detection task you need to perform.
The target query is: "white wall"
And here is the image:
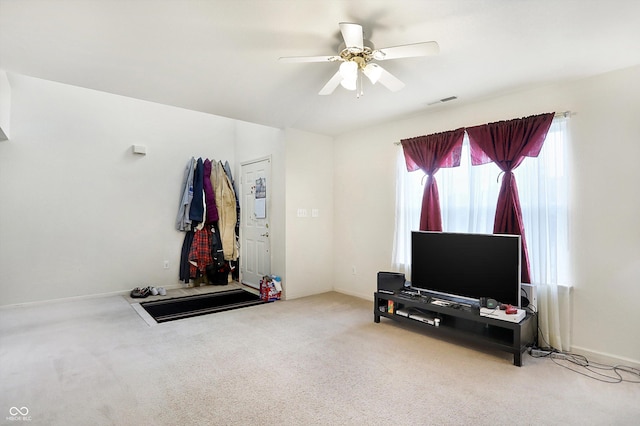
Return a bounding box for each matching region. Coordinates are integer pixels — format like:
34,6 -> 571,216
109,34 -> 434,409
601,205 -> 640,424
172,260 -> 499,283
0,74 -> 283,305
567,66 -> 640,364
332,65 -> 640,364
332,124 -> 398,299
0,70 -> 10,140
283,128 -> 334,299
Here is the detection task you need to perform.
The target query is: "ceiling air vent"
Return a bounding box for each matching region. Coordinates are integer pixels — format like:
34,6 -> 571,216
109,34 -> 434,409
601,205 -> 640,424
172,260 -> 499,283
427,96 -> 458,106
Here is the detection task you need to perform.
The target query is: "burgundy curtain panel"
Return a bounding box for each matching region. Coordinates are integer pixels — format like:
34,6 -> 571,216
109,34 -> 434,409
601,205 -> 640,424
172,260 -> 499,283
401,128 -> 465,231
466,112 -> 555,283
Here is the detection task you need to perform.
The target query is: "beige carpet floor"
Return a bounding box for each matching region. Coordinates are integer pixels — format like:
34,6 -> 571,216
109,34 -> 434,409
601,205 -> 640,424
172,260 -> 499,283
1,290 -> 638,425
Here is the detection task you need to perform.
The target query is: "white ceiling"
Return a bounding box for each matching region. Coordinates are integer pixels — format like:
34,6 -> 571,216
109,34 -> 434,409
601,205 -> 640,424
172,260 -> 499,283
1,0 -> 640,137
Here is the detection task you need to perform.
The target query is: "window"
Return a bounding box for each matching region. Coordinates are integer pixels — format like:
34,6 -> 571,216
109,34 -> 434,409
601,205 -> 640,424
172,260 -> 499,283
393,117 -> 570,287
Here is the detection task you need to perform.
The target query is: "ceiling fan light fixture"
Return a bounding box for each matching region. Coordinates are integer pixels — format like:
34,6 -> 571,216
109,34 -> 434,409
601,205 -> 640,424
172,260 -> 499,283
339,61 -> 358,91
340,77 -> 357,91
339,61 -> 358,80
363,63 -> 382,84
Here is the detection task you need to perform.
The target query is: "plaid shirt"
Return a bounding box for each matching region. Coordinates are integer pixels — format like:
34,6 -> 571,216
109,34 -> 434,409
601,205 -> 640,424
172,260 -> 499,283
188,227 -> 213,278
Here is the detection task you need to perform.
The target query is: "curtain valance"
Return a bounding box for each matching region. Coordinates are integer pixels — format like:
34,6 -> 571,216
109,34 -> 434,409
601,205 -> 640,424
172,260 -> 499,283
466,113 -> 555,167
400,128 -> 465,172
400,128 -> 465,231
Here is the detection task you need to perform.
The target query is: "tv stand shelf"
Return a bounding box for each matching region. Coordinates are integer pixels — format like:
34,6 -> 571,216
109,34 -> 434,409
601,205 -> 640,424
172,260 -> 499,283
374,292 -> 537,366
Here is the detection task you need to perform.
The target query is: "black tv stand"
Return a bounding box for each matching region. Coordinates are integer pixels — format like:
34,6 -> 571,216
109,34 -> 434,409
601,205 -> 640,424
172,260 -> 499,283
374,291 -> 537,366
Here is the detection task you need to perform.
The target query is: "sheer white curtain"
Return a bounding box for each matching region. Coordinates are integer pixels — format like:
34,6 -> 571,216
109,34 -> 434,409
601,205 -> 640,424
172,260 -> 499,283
391,149 -> 422,279
516,118 -> 571,350
392,117 -> 571,350
439,134 -> 499,234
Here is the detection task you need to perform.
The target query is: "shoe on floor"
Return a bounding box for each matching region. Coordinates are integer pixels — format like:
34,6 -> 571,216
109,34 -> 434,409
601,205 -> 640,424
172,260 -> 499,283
130,287 -> 150,298
157,287 -> 166,296
150,287 -> 158,296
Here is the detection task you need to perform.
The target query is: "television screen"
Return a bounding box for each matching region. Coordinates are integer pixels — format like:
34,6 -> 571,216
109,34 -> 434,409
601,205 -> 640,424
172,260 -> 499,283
411,231 -> 521,307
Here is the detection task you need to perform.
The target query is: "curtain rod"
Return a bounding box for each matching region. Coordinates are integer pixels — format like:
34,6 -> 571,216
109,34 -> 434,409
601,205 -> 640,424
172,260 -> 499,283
393,111 -> 571,145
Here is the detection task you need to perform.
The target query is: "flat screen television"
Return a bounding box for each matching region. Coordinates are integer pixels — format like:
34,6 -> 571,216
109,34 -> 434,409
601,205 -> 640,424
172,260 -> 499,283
411,231 -> 521,307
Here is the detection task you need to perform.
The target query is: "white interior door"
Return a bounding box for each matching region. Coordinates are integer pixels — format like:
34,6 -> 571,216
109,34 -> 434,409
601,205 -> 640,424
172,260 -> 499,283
240,157 -> 271,288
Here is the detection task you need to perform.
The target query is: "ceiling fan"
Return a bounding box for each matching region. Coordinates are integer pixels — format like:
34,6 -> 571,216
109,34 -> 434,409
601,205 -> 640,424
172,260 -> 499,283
279,22 -> 439,97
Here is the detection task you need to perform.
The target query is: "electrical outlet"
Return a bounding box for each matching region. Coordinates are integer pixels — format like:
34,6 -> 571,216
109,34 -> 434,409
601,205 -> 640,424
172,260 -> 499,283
163,260 -> 169,269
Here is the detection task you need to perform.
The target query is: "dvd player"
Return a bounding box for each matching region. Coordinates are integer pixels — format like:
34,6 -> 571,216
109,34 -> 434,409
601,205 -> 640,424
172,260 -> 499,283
408,312 -> 440,327
395,308 -> 410,317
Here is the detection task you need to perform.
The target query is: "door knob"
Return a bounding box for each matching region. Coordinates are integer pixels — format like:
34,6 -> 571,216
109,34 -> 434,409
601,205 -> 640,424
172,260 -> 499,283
260,232 -> 269,237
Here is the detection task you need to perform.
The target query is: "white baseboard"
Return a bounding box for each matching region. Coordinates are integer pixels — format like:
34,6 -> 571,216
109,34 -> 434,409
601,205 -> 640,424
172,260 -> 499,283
0,284 -> 185,309
569,345 -> 640,370
333,287 -> 374,302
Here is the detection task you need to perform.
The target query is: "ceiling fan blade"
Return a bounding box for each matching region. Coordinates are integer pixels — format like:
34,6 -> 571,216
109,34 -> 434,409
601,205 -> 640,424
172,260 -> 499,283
279,55 -> 340,63
319,71 -> 343,95
376,66 -> 405,92
374,41 -> 440,60
339,22 -> 364,51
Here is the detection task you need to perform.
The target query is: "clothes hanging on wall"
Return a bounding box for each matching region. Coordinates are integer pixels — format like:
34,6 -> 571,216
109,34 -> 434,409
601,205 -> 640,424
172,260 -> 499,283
211,160 -> 238,261
189,158 -> 205,226
176,157 -> 195,231
223,160 -> 241,280
179,229 -> 195,283
206,222 -> 229,285
203,159 -> 219,222
222,160 -> 240,229
188,226 -> 212,278
176,157 -> 239,284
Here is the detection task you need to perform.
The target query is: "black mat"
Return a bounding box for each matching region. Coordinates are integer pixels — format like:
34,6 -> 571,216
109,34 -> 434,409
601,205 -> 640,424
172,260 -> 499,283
140,289 -> 266,323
